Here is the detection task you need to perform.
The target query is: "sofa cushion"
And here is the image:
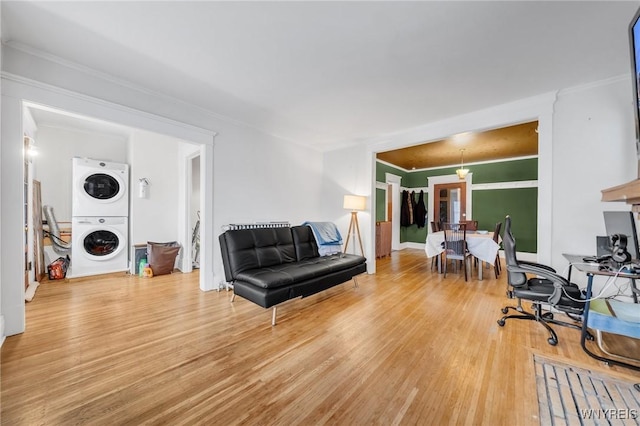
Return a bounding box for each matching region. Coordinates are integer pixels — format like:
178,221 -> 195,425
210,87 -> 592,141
235,253 -> 365,289
219,227 -> 296,279
291,225 -> 320,260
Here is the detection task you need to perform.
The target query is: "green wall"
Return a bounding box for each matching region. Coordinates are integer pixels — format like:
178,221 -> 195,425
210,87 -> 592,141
472,188 -> 538,252
376,158 -> 538,253
375,162 -> 408,183
403,158 -> 538,187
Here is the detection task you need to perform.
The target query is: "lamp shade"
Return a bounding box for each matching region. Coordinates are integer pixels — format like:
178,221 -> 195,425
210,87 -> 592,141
343,195 -> 366,211
456,168 -> 469,179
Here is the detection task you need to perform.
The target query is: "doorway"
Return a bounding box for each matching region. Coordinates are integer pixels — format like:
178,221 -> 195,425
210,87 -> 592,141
189,154 -> 201,270
434,182 -> 467,225
385,173 -> 402,251
427,174 -> 472,232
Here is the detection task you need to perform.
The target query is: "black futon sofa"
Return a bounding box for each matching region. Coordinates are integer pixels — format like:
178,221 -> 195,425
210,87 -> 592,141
219,225 -> 367,325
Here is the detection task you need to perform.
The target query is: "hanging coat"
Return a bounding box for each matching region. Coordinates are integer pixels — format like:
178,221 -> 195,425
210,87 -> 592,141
414,190 -> 427,228
400,190 -> 411,227
409,191 -> 416,225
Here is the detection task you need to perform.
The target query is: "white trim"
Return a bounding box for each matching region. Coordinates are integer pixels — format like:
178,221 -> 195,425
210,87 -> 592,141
385,173 -> 402,251
376,154 -> 539,174
178,148 -> 201,274
4,74 -> 215,144
402,242 -> 426,250
401,186 -> 429,193
472,180 -> 538,190
381,181 -> 537,192
385,173 -> 402,185
558,74 -> 628,96
376,158 -> 409,172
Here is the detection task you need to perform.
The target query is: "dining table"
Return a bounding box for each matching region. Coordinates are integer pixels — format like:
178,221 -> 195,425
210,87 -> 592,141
425,230 -> 500,280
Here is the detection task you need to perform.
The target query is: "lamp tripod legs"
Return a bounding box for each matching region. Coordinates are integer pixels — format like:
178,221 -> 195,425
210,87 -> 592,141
344,213 -> 355,253
354,213 -> 364,256
343,211 -> 364,256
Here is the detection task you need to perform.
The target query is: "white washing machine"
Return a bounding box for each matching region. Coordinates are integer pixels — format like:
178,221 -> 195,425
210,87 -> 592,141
72,157 -> 129,217
70,216 -> 128,278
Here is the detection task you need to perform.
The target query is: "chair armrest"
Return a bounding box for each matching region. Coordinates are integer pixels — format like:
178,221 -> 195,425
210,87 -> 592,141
509,262 -> 569,286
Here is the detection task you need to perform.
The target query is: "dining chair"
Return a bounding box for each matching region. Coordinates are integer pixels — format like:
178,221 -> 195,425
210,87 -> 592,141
430,221 -> 441,271
460,220 -> 478,231
492,221 -> 502,278
442,222 -> 473,281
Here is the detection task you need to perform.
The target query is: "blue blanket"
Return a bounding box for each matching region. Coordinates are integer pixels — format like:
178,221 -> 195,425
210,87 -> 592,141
302,221 -> 343,245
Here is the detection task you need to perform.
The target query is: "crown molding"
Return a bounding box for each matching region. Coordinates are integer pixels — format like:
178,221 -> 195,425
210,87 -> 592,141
3,71 -> 218,144
375,155 -> 538,173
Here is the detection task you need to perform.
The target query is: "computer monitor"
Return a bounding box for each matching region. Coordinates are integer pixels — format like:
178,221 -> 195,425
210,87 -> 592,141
603,211 -> 640,261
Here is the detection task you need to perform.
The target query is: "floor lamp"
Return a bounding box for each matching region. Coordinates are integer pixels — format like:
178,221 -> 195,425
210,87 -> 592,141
343,195 -> 366,256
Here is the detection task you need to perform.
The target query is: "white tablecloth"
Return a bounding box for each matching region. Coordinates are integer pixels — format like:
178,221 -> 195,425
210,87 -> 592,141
425,231 -> 500,265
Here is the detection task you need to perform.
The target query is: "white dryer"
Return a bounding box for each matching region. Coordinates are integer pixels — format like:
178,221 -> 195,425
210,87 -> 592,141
72,158 -> 129,217
69,216 -> 128,278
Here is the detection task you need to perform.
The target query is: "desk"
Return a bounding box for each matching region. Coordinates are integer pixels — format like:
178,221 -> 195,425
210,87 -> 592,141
425,231 -> 499,280
563,254 -> 640,371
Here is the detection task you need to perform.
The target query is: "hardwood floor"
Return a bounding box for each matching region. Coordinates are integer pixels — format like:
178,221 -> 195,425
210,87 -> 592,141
2,249 -> 639,425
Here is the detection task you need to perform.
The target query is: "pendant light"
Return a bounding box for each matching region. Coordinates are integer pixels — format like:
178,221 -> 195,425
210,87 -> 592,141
456,149 -> 469,179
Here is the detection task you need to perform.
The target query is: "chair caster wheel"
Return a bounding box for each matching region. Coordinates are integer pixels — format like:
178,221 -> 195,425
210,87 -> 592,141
543,312 -> 554,320
501,307 -> 508,314
586,334 -> 595,341
497,319 -> 505,327
548,338 -> 558,346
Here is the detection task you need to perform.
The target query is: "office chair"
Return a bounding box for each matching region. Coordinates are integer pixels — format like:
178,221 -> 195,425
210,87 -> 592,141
442,222 -> 473,281
497,215 -> 586,346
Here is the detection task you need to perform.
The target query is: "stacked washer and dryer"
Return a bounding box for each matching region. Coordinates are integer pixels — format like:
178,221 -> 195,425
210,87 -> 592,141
70,158 -> 129,278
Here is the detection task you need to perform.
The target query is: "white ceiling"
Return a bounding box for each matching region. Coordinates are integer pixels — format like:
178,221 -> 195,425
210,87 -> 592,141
27,105 -> 134,140
3,1 -> 639,151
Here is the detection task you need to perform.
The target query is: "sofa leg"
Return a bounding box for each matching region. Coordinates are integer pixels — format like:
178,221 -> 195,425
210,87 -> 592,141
230,292 -> 235,302
272,307 -> 277,326
353,276 -> 359,288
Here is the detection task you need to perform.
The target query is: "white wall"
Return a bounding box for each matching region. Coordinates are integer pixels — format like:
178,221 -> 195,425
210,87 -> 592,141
129,129 -> 180,245
321,145 -> 374,270
33,125 -> 128,222
550,77 -> 637,288
212,124 -> 324,286
191,156 -> 200,231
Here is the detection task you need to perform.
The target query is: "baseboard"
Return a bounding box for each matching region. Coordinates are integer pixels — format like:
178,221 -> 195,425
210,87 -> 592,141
0,315 -> 5,348
397,242 -> 426,251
